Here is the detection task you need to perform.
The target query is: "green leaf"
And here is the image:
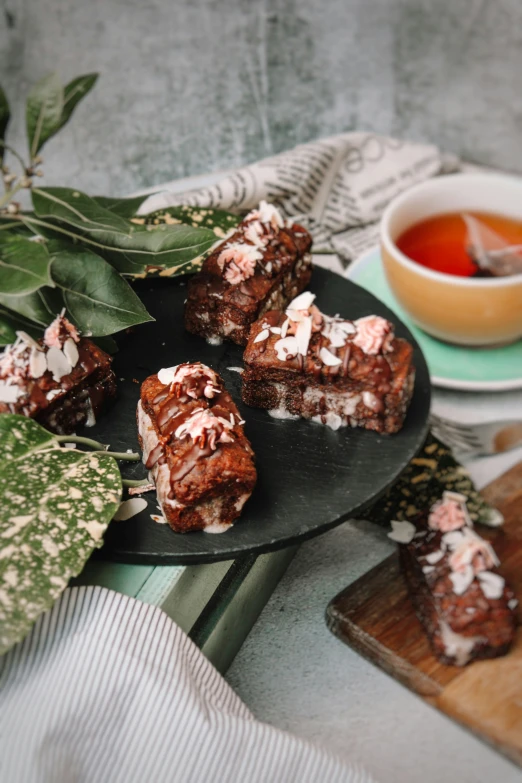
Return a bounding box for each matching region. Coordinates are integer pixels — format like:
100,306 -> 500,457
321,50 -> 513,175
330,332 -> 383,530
31,187 -> 217,274
0,214 -> 36,237
92,193 -> 151,218
0,414 -> 122,655
48,240 -> 154,336
0,305 -> 43,345
26,72 -> 63,159
0,84 -> 10,163
0,314 -> 17,344
92,335 -> 118,355
142,205 -> 241,236
59,73 -> 98,130
0,235 -> 54,295
0,286 -> 63,327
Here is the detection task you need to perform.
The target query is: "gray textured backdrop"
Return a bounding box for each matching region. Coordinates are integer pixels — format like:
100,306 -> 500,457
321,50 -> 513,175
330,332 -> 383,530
1,0 -> 521,195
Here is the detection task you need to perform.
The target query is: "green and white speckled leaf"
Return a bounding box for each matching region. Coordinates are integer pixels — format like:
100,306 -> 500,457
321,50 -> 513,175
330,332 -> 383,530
126,206 -> 240,279
0,414 -> 122,654
140,205 -> 240,235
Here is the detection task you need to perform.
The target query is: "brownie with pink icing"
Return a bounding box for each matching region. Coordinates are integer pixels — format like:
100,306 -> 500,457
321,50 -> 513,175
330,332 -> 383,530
389,492 -> 517,666
184,201 -> 312,346
137,362 -> 257,533
241,291 -> 415,434
0,313 -> 116,434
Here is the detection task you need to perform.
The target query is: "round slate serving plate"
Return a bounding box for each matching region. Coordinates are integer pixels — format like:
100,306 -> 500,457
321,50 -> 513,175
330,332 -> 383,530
92,267 -> 431,565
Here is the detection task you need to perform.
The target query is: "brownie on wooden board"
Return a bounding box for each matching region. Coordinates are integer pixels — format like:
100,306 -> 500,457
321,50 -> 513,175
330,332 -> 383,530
138,362 -> 257,533
0,314 -> 116,435
389,492 -> 517,666
242,291 -> 415,434
184,201 -> 312,346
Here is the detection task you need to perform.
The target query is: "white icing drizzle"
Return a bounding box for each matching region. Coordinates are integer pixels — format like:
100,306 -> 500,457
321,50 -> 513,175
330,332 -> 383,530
439,620 -> 485,666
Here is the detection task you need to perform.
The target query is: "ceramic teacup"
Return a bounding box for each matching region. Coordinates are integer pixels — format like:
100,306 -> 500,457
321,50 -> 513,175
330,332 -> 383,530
380,173 -> 522,346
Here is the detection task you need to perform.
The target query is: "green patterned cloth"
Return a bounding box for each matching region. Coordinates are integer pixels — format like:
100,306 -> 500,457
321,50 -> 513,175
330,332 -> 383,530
365,433 -> 503,529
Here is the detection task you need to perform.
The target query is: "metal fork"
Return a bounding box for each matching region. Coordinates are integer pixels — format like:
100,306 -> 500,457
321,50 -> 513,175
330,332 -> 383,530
429,413 -> 522,458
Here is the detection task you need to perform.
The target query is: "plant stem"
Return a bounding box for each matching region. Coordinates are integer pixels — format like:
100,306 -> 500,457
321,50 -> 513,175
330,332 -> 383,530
122,478 -> 150,488
0,141 -> 30,175
56,434 -> 108,450
56,435 -> 140,461
99,450 -> 141,462
0,181 -> 24,209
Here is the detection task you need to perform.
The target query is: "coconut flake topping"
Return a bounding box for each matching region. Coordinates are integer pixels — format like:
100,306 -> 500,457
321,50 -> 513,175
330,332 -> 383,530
44,313 -> 80,349
388,520 -> 416,544
246,200 -> 286,230
0,314 -> 82,403
175,408 -> 235,451
158,363 -> 221,400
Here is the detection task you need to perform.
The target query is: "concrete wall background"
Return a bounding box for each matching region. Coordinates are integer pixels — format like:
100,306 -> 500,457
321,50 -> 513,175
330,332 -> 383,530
1,0 -> 521,195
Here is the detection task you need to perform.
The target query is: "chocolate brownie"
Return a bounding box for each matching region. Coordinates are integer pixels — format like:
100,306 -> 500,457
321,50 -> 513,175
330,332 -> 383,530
184,201 -> 312,346
389,491 -> 517,665
0,314 -> 116,434
241,291 -> 415,434
137,362 -> 257,533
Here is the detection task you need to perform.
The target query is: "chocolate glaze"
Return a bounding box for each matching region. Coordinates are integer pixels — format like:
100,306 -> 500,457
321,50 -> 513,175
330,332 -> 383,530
184,213 -> 313,347
141,366 -> 243,490
0,336 -> 116,434
242,307 -> 415,434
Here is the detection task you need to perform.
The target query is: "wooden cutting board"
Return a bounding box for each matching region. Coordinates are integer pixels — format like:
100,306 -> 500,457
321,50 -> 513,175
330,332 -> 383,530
327,461 -> 522,766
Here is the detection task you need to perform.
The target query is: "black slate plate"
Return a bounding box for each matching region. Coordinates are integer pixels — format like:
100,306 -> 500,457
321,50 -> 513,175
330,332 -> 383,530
93,267 -> 431,564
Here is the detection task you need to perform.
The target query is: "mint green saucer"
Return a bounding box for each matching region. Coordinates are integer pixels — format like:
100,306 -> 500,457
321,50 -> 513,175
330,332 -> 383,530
346,248 -> 522,391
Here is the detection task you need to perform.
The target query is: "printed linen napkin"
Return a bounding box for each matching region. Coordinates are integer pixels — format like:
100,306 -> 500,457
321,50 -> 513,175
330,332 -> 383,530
140,131 -> 459,263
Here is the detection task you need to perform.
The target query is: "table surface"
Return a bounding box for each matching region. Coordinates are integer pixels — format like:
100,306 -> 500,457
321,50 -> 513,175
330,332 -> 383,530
225,254 -> 522,783
46,167 -> 522,780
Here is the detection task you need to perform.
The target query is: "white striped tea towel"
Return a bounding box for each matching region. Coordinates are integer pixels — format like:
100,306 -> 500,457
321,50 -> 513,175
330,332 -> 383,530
0,586 -> 374,783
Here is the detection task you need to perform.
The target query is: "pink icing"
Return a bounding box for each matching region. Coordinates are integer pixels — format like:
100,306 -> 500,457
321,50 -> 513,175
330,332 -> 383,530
217,243 -> 262,285
428,498 -> 467,532
44,314 -> 80,349
448,529 -> 497,576
352,315 -> 393,355
174,409 -> 234,450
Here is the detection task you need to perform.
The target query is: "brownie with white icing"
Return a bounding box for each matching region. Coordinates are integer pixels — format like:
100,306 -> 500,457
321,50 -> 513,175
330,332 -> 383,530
241,291 -> 415,434
389,491 -> 517,666
137,362 -> 257,533
184,201 -> 312,346
0,314 -> 116,434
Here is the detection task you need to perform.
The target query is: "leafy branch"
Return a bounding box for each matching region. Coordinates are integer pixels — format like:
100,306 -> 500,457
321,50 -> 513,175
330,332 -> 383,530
0,73 -> 240,345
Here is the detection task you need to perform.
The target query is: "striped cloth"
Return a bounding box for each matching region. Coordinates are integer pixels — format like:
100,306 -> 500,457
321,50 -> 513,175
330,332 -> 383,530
0,587 -> 373,783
